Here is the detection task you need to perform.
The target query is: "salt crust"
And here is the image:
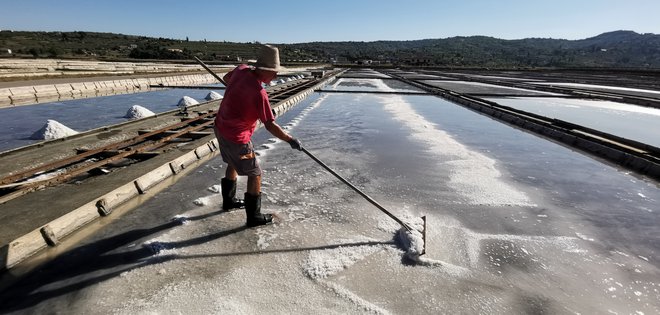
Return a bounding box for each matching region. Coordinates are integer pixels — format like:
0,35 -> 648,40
302,237 -> 385,280
362,78 -> 535,207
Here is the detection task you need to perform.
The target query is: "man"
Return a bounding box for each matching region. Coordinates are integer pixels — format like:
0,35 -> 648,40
214,44 -> 302,227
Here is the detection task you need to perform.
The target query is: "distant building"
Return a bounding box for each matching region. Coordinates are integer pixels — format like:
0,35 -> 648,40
219,55 -> 241,62
311,70 -> 326,78
404,57 -> 433,66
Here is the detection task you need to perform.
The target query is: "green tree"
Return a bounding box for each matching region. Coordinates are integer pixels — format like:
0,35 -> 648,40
47,47 -> 61,57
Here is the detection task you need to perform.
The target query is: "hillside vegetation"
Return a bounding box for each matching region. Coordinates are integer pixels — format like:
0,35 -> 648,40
1,30 -> 658,69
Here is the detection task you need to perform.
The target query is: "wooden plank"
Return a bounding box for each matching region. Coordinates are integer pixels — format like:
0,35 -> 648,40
169,150 -> 199,174
54,83 -> 74,98
101,181 -> 141,211
33,85 -> 59,98
194,143 -> 212,159
48,201 -> 100,243
8,86 -> 37,104
134,163 -> 174,194
3,230 -> 48,269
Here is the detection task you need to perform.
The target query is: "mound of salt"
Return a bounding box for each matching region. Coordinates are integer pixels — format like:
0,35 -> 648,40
177,96 -> 199,108
395,217 -> 426,262
124,105 -> 155,119
205,91 -> 223,101
30,120 -> 79,140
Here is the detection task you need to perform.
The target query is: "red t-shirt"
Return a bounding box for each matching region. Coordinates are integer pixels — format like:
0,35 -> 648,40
214,64 -> 275,144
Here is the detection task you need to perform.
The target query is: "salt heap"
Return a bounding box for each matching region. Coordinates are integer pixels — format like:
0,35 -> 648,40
124,105 -> 155,119
30,120 -> 79,140
204,91 -> 223,101
177,96 -> 199,108
395,217 -> 426,262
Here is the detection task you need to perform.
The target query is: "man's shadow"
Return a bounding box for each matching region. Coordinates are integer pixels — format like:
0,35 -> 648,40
0,210 -> 237,311
0,209 -> 394,312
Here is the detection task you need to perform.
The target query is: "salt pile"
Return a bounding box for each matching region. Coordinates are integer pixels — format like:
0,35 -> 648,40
124,105 -> 155,119
177,96 -> 199,108
30,119 -> 79,140
397,227 -> 425,261
393,217 -> 426,261
205,91 -> 223,101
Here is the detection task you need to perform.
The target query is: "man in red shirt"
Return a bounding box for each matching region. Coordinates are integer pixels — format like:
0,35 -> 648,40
214,45 -> 301,227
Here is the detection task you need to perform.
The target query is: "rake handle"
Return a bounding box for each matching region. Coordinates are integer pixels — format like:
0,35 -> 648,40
301,147 -> 413,232
194,56 -> 228,86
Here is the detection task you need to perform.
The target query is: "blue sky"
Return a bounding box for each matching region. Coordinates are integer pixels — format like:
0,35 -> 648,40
2,0 -> 658,43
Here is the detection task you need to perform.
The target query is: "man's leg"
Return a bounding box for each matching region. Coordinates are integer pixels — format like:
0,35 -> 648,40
221,164 -> 244,210
247,175 -> 261,195
244,174 -> 272,227
225,165 -> 238,180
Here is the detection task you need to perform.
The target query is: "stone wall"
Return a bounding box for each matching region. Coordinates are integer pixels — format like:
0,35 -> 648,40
0,73 -> 220,108
0,59 -> 206,79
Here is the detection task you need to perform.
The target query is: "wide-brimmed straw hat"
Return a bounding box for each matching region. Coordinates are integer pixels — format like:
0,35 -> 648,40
255,44 -> 282,72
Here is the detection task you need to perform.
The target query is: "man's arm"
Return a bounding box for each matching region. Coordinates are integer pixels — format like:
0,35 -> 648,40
263,120 -> 302,150
222,72 -> 232,85
264,120 -> 293,142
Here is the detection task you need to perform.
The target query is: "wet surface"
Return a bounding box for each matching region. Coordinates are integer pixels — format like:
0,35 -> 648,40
329,76 -> 424,93
489,96 -> 660,147
1,78 -> 659,314
530,82 -> 660,99
424,80 -> 563,96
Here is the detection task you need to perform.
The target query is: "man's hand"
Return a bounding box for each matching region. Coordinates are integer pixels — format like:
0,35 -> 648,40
288,137 -> 302,151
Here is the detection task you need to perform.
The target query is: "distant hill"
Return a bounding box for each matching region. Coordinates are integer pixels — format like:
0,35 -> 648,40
285,30 -> 660,68
1,30 -> 658,69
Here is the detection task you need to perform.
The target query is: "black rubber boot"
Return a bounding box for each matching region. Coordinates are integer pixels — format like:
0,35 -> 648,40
244,192 -> 272,227
221,178 -> 244,211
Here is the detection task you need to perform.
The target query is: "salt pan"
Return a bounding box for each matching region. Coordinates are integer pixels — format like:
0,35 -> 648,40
124,105 -> 155,119
30,119 -> 79,140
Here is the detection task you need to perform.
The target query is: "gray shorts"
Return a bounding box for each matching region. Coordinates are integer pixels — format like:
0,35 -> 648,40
215,129 -> 262,176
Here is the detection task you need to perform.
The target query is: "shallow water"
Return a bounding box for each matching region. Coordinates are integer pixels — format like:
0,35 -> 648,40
0,88 -> 221,152
490,97 -> 660,147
